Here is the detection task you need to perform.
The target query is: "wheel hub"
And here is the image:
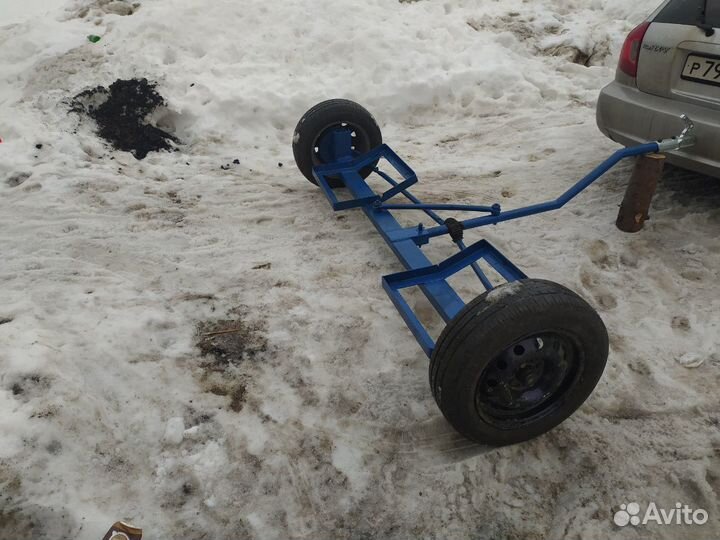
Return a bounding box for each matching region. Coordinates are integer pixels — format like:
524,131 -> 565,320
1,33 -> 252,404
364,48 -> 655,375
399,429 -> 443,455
475,333 -> 578,427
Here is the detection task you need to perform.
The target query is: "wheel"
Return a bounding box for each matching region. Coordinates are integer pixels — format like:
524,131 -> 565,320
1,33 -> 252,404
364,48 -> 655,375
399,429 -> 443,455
429,279 -> 608,446
292,99 -> 382,187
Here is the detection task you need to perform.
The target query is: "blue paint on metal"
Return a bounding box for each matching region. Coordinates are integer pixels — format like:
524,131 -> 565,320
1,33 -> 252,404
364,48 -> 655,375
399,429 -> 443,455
311,137 -> 661,358
338,167 -> 467,325
382,239 -> 527,357
456,239 -> 494,290
374,168 -> 445,226
376,202 -> 500,214
313,143 -> 418,212
387,142 -> 661,243
317,127 -> 354,164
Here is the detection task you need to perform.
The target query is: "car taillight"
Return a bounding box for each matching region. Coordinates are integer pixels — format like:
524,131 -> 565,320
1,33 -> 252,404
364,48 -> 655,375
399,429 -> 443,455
618,21 -> 651,78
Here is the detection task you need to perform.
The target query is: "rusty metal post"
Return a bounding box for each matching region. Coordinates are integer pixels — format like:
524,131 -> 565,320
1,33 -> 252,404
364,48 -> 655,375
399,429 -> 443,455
616,153 -> 665,233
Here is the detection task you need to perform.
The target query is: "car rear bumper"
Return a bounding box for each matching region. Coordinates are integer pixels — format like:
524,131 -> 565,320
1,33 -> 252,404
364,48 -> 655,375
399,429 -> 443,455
597,80 -> 720,178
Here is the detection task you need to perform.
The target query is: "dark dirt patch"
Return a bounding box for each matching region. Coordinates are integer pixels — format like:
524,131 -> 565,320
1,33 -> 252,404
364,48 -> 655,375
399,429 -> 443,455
6,172 -> 30,188
196,318 -> 267,369
67,0 -> 139,19
9,374 -> 52,400
195,315 -> 266,412
542,42 -> 611,66
0,503 -> 76,540
72,78 -> 177,159
46,440 -> 63,455
545,45 -> 592,66
228,383 -> 247,412
184,406 -> 214,426
30,405 -> 58,419
0,317 -> 13,325
672,315 -> 691,331
159,465 -> 200,510
0,468 -> 77,538
205,381 -> 248,412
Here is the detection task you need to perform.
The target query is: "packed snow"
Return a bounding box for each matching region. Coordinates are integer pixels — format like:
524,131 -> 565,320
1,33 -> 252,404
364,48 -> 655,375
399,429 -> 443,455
1,0 -> 719,538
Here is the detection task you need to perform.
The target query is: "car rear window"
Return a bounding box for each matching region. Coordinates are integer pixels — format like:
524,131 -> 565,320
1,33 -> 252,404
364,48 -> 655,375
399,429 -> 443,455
655,0 -> 720,27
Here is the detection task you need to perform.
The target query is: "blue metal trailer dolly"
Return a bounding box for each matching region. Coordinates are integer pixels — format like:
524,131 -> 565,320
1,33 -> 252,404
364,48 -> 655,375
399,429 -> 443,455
292,99 -> 696,445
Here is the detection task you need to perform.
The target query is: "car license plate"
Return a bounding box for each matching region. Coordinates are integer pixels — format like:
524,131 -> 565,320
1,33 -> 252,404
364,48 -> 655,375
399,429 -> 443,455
681,54 -> 720,86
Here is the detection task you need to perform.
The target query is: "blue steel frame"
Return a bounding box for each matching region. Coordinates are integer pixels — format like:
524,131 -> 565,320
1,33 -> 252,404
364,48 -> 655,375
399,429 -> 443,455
312,129 -> 662,358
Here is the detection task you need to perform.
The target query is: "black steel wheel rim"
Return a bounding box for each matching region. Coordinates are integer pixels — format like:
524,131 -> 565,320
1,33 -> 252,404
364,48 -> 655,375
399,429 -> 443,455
475,332 -> 581,428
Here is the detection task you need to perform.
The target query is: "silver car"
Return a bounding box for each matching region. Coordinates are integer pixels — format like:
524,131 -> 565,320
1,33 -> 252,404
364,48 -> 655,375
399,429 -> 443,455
597,0 -> 720,177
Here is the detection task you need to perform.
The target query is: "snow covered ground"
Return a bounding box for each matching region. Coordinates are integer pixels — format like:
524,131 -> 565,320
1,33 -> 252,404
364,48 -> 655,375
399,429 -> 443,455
1,0 -> 719,538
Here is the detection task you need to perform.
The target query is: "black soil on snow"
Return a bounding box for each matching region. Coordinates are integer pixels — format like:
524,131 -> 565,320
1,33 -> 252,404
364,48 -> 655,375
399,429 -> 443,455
72,78 -> 177,159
